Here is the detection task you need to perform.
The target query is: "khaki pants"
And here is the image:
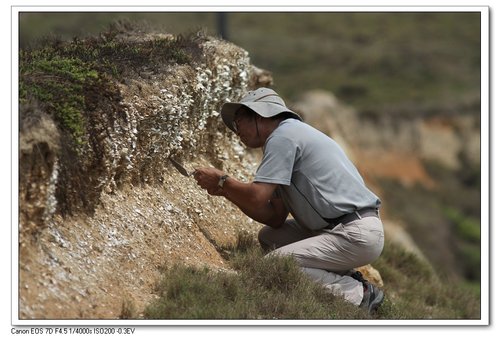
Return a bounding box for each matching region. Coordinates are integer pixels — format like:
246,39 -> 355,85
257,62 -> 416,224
258,216 -> 384,306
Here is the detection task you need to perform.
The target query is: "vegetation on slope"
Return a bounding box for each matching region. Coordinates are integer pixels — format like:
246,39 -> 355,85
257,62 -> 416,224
19,23 -> 211,216
380,159 -> 482,284
20,22 -> 201,149
142,234 -> 480,320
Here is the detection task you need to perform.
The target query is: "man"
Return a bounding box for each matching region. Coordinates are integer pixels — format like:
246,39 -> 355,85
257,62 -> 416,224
193,87 -> 385,313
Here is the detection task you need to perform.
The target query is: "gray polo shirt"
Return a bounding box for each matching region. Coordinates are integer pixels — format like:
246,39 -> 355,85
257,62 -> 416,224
254,119 -> 380,230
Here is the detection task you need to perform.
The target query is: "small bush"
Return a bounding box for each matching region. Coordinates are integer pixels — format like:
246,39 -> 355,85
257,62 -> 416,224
445,207 -> 481,243
19,54 -> 98,147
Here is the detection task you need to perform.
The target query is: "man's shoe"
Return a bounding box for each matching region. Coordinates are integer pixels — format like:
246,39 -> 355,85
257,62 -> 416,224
359,283 -> 384,314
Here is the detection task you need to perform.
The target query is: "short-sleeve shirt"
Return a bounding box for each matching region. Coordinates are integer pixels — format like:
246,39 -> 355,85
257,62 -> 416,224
254,119 -> 381,230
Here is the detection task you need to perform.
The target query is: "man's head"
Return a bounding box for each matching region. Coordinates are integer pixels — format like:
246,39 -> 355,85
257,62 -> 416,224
221,87 -> 302,134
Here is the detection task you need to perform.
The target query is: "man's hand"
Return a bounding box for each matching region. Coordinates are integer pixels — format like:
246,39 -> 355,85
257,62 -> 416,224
193,166 -> 288,227
193,167 -> 226,196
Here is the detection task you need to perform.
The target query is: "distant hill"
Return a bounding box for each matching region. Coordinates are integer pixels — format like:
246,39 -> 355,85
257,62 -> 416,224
20,12 -> 482,117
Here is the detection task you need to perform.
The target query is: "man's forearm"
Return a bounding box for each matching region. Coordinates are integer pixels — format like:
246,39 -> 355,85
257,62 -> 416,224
193,167 -> 287,226
222,177 -> 285,226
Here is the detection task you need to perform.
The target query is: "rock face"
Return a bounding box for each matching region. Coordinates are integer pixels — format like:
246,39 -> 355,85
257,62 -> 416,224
18,33 -> 265,319
293,89 -> 480,182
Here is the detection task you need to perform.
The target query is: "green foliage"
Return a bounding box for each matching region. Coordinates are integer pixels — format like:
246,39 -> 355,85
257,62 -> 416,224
379,173 -> 481,283
458,243 -> 482,281
444,207 -> 481,281
444,207 -> 481,243
418,162 -> 481,282
19,53 -> 98,146
425,160 -> 481,218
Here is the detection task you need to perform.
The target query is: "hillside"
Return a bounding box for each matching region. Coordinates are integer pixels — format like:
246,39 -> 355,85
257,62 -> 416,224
17,25 -> 480,319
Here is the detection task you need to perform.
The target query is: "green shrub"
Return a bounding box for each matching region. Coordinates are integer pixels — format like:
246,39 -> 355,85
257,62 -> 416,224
19,54 -> 98,146
445,207 -> 481,243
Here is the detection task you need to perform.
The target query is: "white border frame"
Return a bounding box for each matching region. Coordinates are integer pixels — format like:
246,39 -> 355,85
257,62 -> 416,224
10,5 -> 490,328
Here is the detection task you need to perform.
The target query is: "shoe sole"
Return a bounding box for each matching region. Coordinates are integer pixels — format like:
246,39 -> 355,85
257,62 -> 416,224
368,290 -> 384,313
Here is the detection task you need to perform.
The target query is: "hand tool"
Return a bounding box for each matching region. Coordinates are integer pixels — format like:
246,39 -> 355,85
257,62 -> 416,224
169,157 -> 195,177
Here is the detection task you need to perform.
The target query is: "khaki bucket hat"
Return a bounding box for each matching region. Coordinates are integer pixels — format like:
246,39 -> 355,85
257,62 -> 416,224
221,87 -> 302,133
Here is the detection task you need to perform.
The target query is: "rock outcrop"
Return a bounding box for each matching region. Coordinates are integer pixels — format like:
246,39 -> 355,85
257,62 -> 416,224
19,32 -> 265,319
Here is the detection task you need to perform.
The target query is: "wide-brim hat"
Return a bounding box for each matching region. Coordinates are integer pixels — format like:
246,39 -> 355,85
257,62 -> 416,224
221,87 -> 302,133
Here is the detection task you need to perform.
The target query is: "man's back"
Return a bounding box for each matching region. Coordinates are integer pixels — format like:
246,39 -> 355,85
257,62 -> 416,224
255,119 -> 380,229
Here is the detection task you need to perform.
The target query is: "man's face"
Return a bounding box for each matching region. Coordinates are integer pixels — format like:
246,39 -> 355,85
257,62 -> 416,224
233,109 -> 260,148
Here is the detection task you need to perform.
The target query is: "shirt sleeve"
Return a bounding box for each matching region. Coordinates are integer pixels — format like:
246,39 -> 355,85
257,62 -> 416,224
254,135 -> 297,186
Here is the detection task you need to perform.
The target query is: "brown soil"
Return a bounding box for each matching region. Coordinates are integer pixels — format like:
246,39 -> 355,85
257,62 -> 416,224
356,150 -> 436,190
19,155 -> 261,319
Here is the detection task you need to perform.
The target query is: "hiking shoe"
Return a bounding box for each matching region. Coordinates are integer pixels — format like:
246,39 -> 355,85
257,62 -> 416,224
359,283 -> 384,314
351,270 -> 368,285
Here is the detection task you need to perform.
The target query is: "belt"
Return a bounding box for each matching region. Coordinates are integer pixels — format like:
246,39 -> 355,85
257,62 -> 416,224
324,208 -> 379,229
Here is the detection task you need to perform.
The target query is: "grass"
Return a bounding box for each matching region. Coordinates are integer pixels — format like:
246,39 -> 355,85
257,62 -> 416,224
229,12 -> 481,115
143,233 -> 480,320
19,53 -> 98,147
372,241 -> 480,319
120,297 -> 138,319
144,247 -> 369,320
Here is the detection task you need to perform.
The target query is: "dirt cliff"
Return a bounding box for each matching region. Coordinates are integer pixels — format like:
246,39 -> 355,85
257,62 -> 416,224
19,29 -> 271,319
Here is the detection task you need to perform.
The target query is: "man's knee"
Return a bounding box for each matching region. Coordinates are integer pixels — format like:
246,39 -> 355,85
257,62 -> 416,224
258,226 -> 274,251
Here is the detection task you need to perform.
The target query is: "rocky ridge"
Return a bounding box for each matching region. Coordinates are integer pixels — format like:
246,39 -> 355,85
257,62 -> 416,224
19,33 -> 266,319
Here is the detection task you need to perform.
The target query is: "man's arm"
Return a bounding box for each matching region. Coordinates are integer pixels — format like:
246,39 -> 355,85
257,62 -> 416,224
194,167 -> 288,227
223,177 -> 288,227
